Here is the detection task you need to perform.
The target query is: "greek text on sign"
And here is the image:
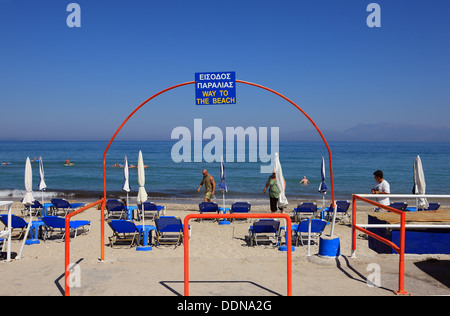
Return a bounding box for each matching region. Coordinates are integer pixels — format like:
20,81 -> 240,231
195,71 -> 236,105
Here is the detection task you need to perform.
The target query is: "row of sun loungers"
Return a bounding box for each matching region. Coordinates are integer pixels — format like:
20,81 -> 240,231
3,197 -> 440,251
0,214 -> 90,241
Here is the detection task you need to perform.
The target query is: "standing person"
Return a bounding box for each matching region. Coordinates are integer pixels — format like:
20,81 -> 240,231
198,169 -> 215,202
263,170 -> 287,213
371,170 -> 390,206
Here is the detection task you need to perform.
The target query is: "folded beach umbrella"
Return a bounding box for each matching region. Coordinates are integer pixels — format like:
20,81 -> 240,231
274,153 -> 288,209
318,157 -> 328,207
137,151 -> 148,223
19,157 -> 35,259
38,156 -> 47,206
413,155 -> 428,210
38,156 -> 46,191
218,156 -> 229,225
123,155 -> 130,206
219,155 -> 227,193
23,157 -> 35,205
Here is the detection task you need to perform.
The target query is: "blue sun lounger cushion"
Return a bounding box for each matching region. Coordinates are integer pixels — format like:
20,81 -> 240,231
106,199 -> 127,220
198,202 -> 219,222
291,219 -> 328,246
230,202 -> 251,213
51,198 -> 85,217
137,202 -> 166,221
199,202 -> 219,213
108,220 -> 140,248
155,216 -> 189,246
389,202 -> 408,212
406,202 -> 440,212
293,202 -> 317,222
21,200 -> 43,217
0,214 -> 28,239
229,202 -> 251,222
42,216 -> 91,240
248,219 -> 281,247
322,200 -> 351,222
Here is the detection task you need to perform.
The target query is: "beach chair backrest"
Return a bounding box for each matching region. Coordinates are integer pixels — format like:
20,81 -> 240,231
199,202 -> 219,213
426,203 -> 440,211
106,199 -> 126,212
42,216 -> 65,229
30,200 -> 43,208
108,220 -> 138,234
231,202 -> 251,213
253,219 -> 280,234
389,202 -> 407,211
138,202 -> 158,211
155,216 -> 182,233
297,203 -> 317,212
51,198 -> 71,209
298,219 -> 327,233
336,201 -> 350,212
0,214 -> 27,228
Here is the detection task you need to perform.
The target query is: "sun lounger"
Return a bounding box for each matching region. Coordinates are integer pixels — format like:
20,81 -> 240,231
106,199 -> 127,220
155,216 -> 189,246
406,202 -> 440,212
293,202 -> 317,222
51,198 -> 85,217
0,214 -> 28,239
198,201 -> 219,221
248,219 -> 281,247
229,202 -> 251,222
323,200 -> 351,222
137,202 -> 166,221
291,219 -> 328,246
21,200 -> 43,217
108,220 -> 139,248
41,216 -> 91,240
389,202 -> 408,212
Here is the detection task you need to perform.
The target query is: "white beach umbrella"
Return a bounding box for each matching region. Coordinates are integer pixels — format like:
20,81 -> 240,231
274,153 -> 288,209
137,151 -> 148,226
38,156 -> 47,206
19,157 -> 35,259
122,155 -> 130,206
413,155 -> 428,210
23,157 -> 35,205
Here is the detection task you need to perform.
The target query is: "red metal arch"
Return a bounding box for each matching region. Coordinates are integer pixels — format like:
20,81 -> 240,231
100,80 -> 335,261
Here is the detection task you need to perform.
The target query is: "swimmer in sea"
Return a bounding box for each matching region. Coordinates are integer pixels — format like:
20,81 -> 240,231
299,176 -> 310,185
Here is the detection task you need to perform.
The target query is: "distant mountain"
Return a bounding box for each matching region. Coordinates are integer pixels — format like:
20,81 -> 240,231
281,122 -> 450,142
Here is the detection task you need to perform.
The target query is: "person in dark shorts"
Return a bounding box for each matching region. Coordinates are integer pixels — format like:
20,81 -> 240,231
263,170 -> 286,213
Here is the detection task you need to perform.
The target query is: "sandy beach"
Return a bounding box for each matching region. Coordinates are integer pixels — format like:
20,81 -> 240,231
0,199 -> 449,297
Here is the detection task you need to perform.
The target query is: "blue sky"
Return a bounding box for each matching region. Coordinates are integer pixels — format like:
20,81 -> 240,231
1,0 -> 449,141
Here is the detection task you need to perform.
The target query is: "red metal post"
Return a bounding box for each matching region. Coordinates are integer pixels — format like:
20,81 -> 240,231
352,195 -> 408,295
183,213 -> 292,296
65,199 -> 103,296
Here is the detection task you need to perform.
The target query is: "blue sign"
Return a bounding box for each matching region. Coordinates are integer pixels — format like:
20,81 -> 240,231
195,71 -> 236,105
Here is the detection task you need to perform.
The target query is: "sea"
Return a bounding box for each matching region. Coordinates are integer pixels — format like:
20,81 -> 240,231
1,141 -> 449,206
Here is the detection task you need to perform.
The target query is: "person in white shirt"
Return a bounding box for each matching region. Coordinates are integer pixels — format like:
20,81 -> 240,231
372,170 -> 390,206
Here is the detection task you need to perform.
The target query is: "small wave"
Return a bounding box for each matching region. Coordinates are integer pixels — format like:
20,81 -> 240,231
0,189 -> 61,201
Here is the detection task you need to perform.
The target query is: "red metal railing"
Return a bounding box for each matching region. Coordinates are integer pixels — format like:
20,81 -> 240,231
183,213 -> 292,296
65,199 -> 104,296
351,194 -> 408,295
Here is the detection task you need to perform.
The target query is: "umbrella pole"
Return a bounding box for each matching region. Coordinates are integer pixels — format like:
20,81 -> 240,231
219,191 -> 230,225
18,205 -> 33,259
329,201 -> 338,236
